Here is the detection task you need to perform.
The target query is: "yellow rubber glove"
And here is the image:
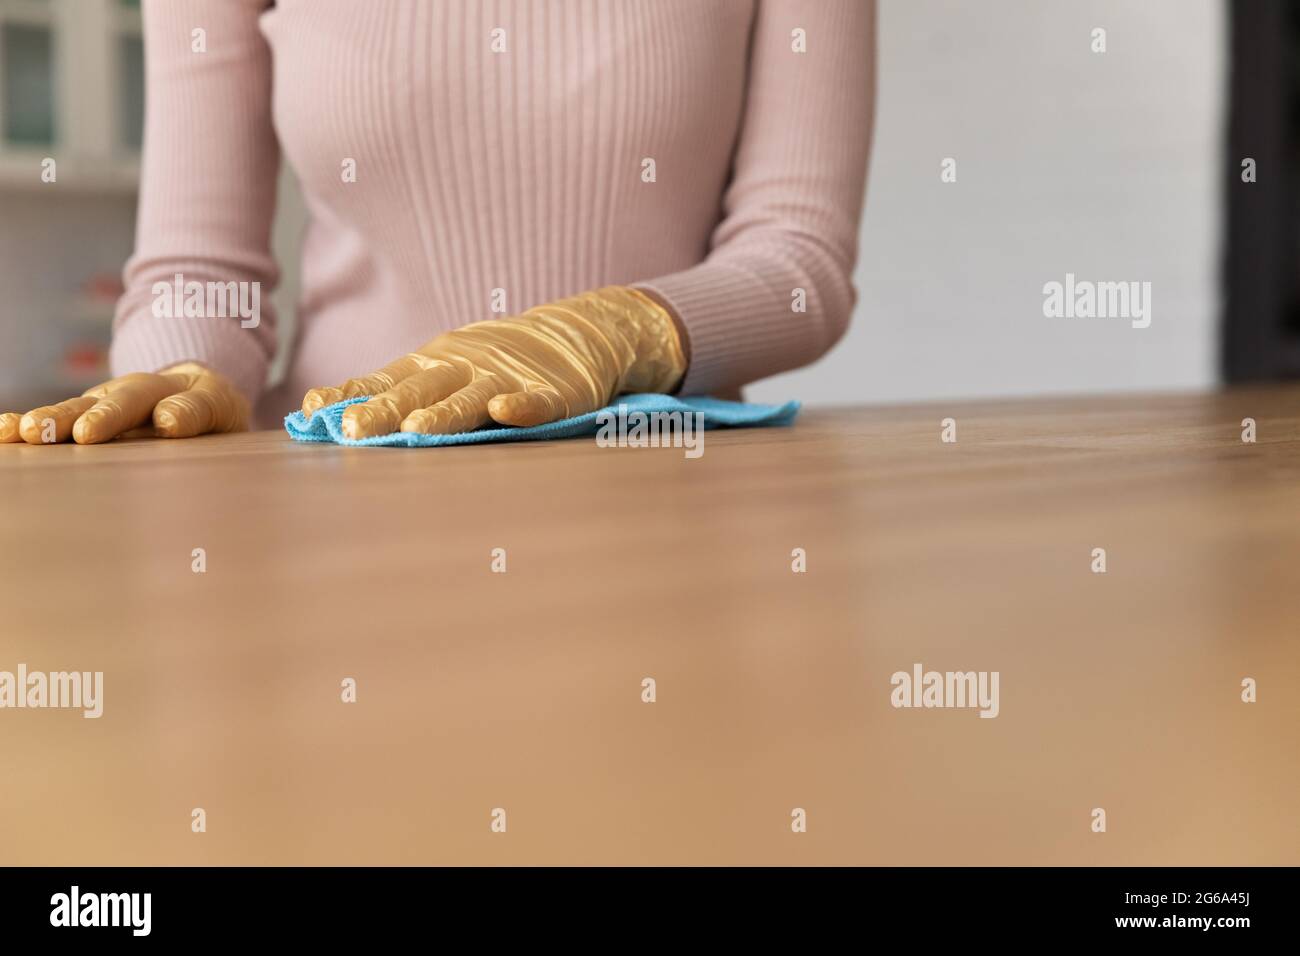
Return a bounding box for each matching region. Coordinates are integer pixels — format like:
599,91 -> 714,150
0,362 -> 249,445
301,286 -> 688,439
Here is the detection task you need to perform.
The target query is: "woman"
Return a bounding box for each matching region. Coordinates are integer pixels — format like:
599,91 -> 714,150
1,0 -> 873,444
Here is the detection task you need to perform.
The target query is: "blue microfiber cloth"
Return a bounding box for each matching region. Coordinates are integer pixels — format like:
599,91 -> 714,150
284,393 -> 800,447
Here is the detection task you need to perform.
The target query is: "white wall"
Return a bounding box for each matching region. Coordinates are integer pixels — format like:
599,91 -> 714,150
748,0 -> 1226,407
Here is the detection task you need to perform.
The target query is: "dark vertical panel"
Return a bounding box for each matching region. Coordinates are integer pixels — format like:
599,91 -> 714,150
1224,0 -> 1294,380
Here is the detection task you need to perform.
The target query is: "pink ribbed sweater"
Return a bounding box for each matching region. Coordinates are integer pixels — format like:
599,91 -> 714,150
110,0 -> 874,426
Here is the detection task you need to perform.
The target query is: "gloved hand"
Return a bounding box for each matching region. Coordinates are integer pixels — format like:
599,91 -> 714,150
300,286 -> 688,439
0,362 -> 249,445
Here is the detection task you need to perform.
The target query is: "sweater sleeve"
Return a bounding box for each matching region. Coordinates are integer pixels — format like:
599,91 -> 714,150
109,0 -> 280,404
635,0 -> 875,396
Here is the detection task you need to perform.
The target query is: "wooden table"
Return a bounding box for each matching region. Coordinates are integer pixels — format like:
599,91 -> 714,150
1,387 -> 1297,865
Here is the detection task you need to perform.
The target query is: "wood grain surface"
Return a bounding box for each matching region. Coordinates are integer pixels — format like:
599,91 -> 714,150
1,386 -> 1297,865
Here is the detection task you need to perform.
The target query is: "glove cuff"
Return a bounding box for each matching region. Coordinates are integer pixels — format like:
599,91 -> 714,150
566,286 -> 687,395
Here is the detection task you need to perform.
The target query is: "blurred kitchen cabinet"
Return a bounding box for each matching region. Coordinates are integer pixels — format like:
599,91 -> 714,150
0,0 -> 142,190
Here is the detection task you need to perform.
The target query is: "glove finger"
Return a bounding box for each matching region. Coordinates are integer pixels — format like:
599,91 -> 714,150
72,373 -> 188,444
302,353 -> 434,418
0,412 -> 21,442
154,384 -> 250,439
400,376 -> 502,435
486,387 -> 567,428
341,362 -> 471,439
20,397 -> 98,444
